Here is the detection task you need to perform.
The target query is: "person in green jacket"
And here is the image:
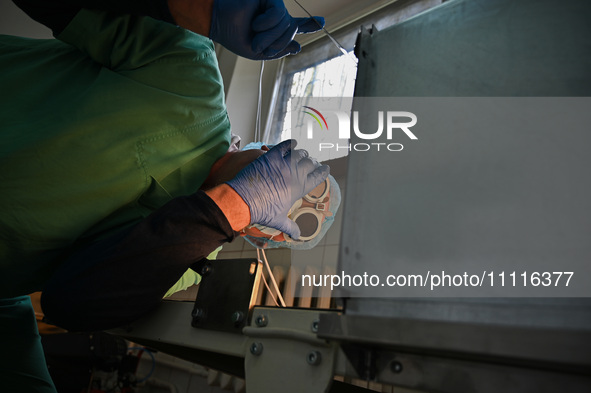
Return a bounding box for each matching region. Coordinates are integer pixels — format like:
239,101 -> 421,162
1,0 -> 327,391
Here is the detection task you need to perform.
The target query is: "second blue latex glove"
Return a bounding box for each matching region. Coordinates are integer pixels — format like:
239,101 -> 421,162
209,0 -> 325,60
226,140 -> 329,239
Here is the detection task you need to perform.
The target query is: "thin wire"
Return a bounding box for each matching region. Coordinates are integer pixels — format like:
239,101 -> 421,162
257,249 -> 279,306
257,248 -> 286,307
261,268 -> 280,307
291,0 -> 358,65
86,369 -> 94,393
255,61 -> 265,142
128,346 -> 156,383
252,2 -> 349,310
261,248 -> 287,307
253,61 -> 288,308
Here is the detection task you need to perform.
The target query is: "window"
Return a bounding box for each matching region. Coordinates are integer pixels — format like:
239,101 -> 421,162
275,52 -> 357,161
264,0 -> 444,161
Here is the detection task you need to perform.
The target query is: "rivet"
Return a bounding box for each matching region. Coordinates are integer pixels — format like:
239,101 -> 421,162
307,351 -> 321,366
311,320 -> 319,333
255,314 -> 268,327
250,342 -> 263,356
232,311 -> 244,325
192,308 -> 204,321
390,361 -> 403,373
200,264 -> 212,276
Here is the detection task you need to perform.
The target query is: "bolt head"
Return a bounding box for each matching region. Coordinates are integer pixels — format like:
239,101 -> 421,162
255,314 -> 268,327
200,264 -> 212,276
192,308 -> 204,321
390,361 -> 403,373
311,320 -> 319,333
232,311 -> 245,325
250,342 -> 263,356
307,351 -> 322,366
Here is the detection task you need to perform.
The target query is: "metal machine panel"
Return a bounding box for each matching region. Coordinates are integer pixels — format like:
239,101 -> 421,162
335,0 -> 591,390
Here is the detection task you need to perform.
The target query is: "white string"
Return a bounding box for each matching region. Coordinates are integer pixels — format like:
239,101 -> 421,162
291,0 -> 358,66
257,249 -> 279,307
261,248 -> 286,307
256,248 -> 286,307
261,268 -> 280,307
250,45 -> 285,307
254,60 -> 265,142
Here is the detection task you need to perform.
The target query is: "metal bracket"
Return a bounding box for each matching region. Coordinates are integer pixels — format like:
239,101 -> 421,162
191,258 -> 262,334
244,307 -> 339,393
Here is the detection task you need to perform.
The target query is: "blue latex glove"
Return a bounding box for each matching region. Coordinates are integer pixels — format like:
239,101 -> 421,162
226,140 -> 329,239
209,0 -> 325,60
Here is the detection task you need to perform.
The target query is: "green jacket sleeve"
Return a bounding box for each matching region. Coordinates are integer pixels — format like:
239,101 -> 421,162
13,0 -> 175,36
0,9 -> 231,298
57,9 -> 213,72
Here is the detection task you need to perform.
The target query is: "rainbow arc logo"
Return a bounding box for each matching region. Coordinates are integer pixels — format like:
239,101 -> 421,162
303,106 -> 329,130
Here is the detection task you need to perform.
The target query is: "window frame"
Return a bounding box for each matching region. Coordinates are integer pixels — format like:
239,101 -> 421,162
263,0 -> 445,147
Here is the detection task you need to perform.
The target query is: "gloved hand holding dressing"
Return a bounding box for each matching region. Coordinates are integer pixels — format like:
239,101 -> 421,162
226,140 -> 329,239
209,0 -> 325,60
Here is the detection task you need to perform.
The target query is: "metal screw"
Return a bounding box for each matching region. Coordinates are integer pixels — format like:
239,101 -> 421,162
307,351 -> 322,366
200,264 -> 212,276
311,320 -> 319,333
250,342 -> 263,356
192,308 -> 204,321
390,361 -> 403,374
255,314 -> 268,327
232,311 -> 244,325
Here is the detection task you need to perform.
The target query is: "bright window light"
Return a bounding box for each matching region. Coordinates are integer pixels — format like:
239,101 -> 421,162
278,52 -> 357,161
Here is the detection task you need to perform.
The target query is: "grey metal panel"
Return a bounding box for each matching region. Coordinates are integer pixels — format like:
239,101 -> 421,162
354,0 -> 591,97
336,344 -> 591,393
344,297 -> 591,330
341,0 -> 591,334
319,313 -> 591,392
318,313 -> 591,368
